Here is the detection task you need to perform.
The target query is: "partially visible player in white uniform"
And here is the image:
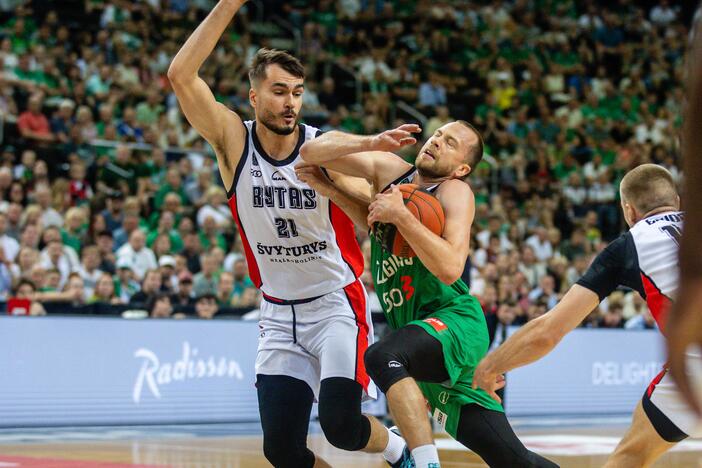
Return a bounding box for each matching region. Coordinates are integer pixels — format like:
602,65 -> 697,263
473,164 -> 700,467
168,1 -> 409,467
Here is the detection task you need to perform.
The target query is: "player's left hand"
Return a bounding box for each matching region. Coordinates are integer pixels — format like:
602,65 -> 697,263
294,162 -> 335,198
472,358 -> 506,404
367,185 -> 405,226
667,280 -> 702,416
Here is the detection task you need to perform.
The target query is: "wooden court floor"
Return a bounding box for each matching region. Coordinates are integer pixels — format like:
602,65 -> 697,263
0,428 -> 701,467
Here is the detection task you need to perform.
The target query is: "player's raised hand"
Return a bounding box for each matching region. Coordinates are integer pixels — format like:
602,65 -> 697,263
367,185 -> 406,226
472,358 -> 506,404
294,162 -> 335,198
667,281 -> 702,417
370,124 -> 422,152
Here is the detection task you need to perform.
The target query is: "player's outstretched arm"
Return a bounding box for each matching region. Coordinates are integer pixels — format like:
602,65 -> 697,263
472,284 -> 600,402
167,0 -> 247,187
368,179 -> 472,285
295,163 -> 371,230
299,125 -> 418,188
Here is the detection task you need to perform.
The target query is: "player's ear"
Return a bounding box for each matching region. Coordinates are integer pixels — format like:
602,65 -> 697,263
622,201 -> 637,227
249,88 -> 257,109
454,163 -> 471,179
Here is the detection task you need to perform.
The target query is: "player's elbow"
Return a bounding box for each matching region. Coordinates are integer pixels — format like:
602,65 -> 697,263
533,328 -> 559,352
534,315 -> 563,351
299,141 -> 320,163
166,64 -> 181,83
437,265 -> 462,285
166,63 -> 193,86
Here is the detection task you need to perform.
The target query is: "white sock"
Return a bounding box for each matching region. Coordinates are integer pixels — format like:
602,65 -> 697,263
411,444 -> 440,468
383,427 -> 406,463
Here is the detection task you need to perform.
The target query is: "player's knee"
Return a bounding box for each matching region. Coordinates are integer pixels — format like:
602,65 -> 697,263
364,340 -> 399,376
318,377 -> 370,451
262,437 -> 314,468
319,409 -> 370,451
364,340 -> 408,393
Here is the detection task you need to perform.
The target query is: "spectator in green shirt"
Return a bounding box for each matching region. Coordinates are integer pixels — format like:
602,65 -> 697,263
154,167 -> 189,210
95,103 -> 116,138
86,65 -> 112,99
216,271 -> 235,306
198,215 -> 227,252
147,211 -> 183,253
148,192 -> 183,230
135,89 -> 164,126
60,207 -> 86,253
230,258 -> 258,307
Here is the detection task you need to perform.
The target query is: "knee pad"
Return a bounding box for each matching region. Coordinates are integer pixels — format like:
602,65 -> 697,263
257,374 -> 316,468
318,377 -> 371,451
263,439 -> 315,468
364,340 -> 410,393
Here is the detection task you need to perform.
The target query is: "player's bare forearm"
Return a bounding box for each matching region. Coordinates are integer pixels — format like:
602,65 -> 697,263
479,316 -> 561,377
480,284 -> 600,375
300,125 -> 418,185
326,184 -> 370,230
168,0 -> 247,81
295,164 -> 370,229
393,208 -> 463,284
300,131 -> 376,164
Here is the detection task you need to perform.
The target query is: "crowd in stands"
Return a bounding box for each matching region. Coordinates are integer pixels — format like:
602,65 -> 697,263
0,0 -> 687,334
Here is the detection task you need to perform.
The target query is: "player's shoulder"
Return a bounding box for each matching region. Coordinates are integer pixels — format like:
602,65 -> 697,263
219,108 -> 248,148
434,179 -> 474,214
221,104 -> 246,127
305,123 -> 322,138
597,231 -> 634,259
436,178 -> 474,199
377,159 -> 416,192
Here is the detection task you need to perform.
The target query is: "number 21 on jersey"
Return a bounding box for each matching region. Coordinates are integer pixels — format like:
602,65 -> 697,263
275,217 -> 298,238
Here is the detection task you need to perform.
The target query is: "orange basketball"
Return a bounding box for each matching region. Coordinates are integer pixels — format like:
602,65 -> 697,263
373,184 -> 445,258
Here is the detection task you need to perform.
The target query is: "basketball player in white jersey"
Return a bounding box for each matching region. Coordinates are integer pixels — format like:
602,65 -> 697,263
167,1 -> 409,466
667,1 -> 702,427
473,164 -> 700,467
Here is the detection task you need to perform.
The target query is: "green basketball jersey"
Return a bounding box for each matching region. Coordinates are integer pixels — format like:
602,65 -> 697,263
371,236 -> 473,328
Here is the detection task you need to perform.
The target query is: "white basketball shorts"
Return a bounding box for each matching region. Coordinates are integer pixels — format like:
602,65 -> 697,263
643,349 -> 702,441
255,278 -> 377,400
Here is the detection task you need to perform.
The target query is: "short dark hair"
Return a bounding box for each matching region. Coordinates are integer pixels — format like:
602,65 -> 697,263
16,278 -> 36,293
196,292 -> 217,303
248,48 -> 305,86
148,292 -> 171,311
457,120 -> 484,171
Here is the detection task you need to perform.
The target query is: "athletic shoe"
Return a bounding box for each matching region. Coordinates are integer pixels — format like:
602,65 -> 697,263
387,426 -> 414,468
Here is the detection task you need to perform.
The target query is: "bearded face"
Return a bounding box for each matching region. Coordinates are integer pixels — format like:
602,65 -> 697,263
251,64 -> 304,136
258,105 -> 299,135
414,122 -> 477,179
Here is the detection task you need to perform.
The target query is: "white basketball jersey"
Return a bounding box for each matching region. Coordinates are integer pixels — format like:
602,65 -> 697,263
577,210 -> 683,330
630,211 -> 683,327
227,121 -> 363,300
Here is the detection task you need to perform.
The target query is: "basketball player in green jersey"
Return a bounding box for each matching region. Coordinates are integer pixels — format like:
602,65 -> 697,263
297,122 -> 557,468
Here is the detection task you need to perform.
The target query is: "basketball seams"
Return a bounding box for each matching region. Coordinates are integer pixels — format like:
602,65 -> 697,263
419,197 -> 443,233
379,183 -> 444,257
412,190 -> 445,234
